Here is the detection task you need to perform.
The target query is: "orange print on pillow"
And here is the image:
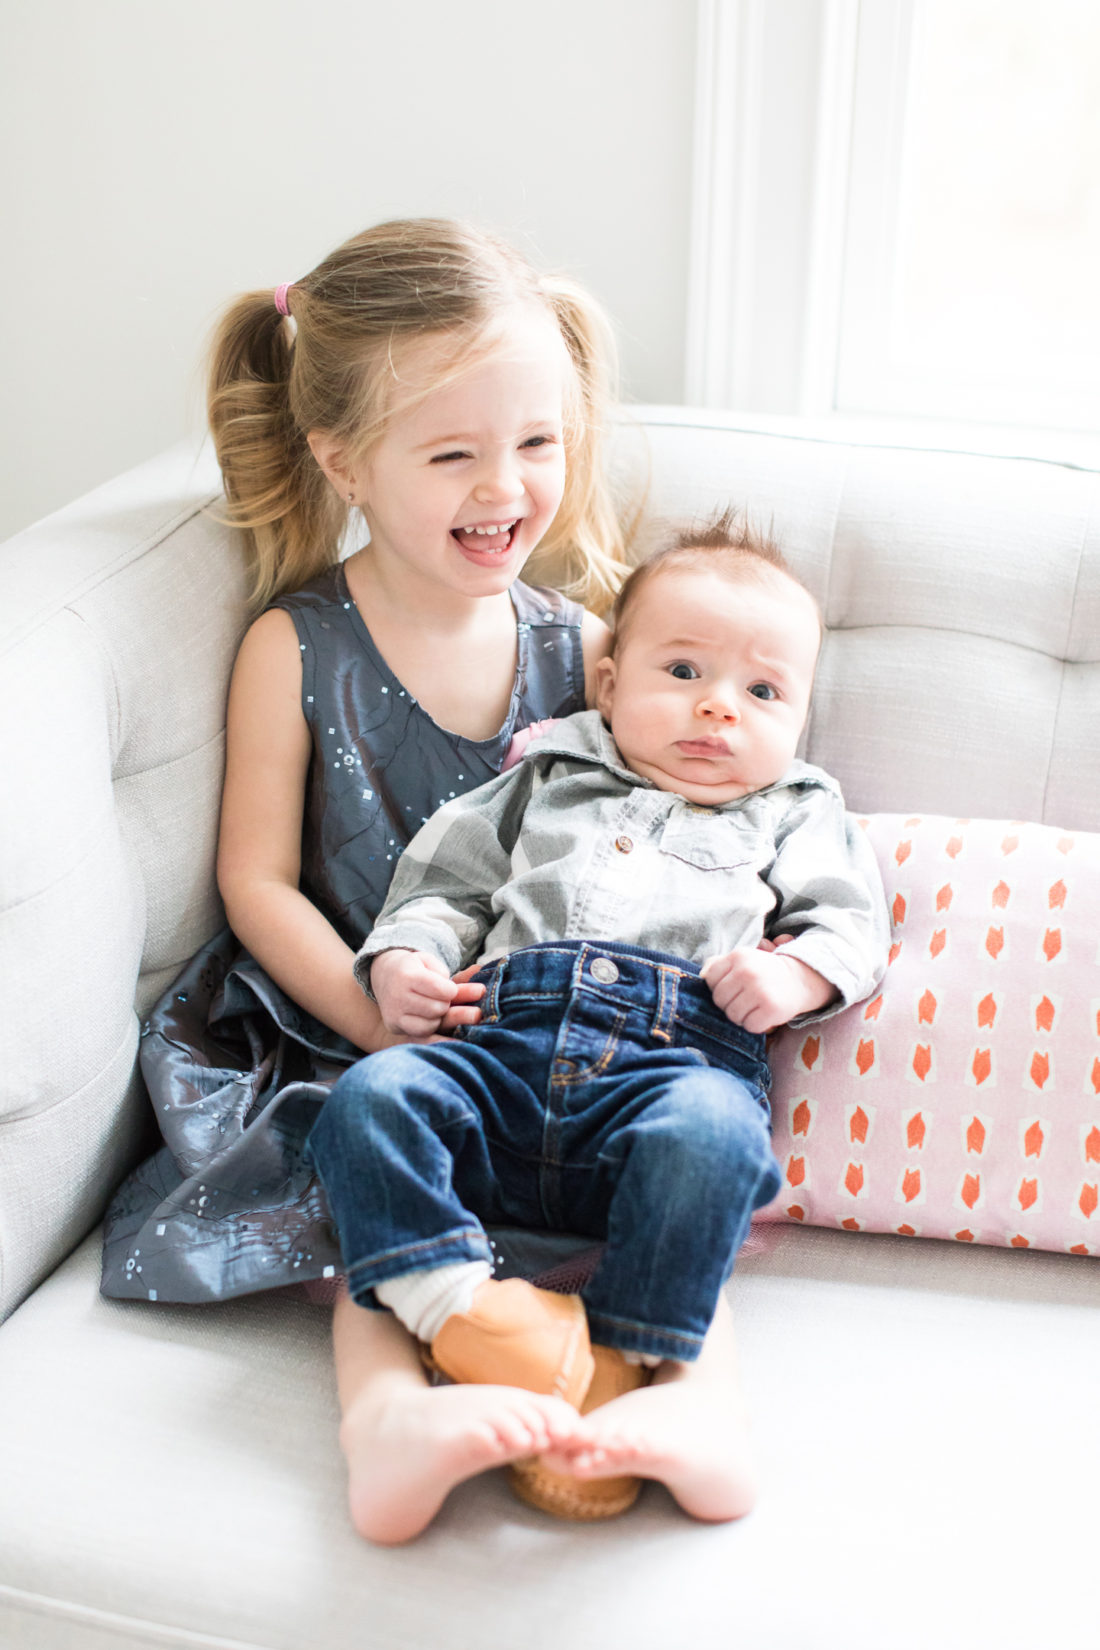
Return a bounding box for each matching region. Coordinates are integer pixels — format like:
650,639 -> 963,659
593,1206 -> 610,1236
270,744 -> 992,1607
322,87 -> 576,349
758,814 -> 1100,1262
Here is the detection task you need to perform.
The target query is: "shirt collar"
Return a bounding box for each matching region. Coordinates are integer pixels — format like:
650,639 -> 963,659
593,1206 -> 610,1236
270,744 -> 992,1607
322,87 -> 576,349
525,710 -> 839,808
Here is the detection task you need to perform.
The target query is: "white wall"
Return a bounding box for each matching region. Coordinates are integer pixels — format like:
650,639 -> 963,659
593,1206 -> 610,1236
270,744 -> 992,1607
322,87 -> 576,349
0,0 -> 696,540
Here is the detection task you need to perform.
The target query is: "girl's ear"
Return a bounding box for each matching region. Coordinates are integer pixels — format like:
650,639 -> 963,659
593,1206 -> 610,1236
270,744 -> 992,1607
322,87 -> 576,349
307,431 -> 358,499
594,653 -> 617,721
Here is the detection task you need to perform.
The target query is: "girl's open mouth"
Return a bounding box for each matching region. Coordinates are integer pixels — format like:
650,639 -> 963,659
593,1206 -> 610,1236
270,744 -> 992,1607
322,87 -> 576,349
451,520 -> 518,555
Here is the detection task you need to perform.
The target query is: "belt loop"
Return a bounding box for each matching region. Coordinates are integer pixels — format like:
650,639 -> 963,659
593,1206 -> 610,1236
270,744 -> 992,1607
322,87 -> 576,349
650,964 -> 679,1043
481,959 -> 504,1023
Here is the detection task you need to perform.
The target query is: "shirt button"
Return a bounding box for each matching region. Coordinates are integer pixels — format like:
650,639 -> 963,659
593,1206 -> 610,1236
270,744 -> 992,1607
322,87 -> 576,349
590,957 -> 620,984
614,835 -> 634,854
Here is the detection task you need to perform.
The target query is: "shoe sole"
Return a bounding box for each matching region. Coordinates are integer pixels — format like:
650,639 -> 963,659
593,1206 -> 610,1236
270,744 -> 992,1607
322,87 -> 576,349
509,1458 -> 642,1521
507,1348 -> 651,1521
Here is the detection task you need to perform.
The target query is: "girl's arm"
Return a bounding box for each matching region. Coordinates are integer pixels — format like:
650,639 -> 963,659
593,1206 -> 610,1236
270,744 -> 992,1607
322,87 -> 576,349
216,609 -> 472,1053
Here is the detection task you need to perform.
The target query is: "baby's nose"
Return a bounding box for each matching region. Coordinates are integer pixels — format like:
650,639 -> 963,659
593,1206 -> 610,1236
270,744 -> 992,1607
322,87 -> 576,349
697,696 -> 739,723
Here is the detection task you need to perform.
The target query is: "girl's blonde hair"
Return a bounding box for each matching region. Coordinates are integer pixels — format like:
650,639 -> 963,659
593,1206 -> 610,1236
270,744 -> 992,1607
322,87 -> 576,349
207,218 -> 630,611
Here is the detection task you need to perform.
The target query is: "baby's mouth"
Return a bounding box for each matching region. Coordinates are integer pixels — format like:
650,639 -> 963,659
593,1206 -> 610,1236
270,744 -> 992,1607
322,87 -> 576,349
677,737 -> 731,757
451,519 -> 518,554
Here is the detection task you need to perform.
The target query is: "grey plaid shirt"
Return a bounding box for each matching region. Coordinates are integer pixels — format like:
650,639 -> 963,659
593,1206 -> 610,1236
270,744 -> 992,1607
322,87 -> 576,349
356,710 -> 888,1025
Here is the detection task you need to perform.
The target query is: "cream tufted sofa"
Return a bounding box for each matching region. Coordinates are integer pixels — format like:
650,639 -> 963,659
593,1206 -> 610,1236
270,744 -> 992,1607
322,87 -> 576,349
2,410 -> 1098,1650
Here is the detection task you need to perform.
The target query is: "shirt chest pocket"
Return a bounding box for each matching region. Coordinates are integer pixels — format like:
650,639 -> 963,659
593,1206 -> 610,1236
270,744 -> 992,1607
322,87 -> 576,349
657,814 -> 765,872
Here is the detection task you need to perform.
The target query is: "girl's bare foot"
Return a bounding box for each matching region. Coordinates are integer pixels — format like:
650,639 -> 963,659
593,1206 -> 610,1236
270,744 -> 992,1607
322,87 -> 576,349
341,1381 -> 589,1544
542,1371 -> 758,1523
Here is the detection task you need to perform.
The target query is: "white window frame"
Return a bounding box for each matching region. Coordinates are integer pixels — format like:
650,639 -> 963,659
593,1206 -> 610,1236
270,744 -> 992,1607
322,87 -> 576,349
686,0 -> 860,416
686,0 -> 1100,446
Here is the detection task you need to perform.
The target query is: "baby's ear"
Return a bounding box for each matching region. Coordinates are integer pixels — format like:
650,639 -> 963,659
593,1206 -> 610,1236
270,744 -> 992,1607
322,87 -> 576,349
594,653 -> 617,720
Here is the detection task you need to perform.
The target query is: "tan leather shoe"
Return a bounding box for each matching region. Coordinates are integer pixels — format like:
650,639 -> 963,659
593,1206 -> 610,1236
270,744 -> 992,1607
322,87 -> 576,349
428,1278 -> 595,1408
509,1344 -> 651,1520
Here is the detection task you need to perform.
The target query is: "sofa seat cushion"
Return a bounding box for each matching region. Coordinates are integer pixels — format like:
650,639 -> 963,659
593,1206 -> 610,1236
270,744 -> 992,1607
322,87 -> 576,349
0,1230 -> 1096,1649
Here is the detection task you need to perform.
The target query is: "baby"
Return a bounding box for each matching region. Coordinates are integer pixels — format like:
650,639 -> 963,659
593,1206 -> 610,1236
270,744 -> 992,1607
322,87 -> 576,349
308,510 -> 888,1518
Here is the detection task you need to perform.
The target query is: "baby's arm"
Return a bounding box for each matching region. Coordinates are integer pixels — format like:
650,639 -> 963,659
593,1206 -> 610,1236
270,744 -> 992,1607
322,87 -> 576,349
216,611 -> 481,1052
355,755 -> 539,1011
704,784 -> 889,1034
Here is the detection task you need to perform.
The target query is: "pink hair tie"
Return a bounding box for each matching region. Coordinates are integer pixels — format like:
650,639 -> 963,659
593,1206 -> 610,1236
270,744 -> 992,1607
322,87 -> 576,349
274,282 -> 293,316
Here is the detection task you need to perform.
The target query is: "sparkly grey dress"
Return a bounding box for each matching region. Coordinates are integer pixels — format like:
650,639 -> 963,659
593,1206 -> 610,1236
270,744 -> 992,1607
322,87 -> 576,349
101,566 -> 588,1304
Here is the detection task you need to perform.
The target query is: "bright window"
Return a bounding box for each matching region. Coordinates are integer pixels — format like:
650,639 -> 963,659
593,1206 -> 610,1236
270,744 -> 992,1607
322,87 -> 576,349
838,0 -> 1100,429
688,0 -> 1100,437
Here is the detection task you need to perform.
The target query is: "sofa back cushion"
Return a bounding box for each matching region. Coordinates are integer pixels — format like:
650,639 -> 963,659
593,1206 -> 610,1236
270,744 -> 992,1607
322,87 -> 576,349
609,411 -> 1100,826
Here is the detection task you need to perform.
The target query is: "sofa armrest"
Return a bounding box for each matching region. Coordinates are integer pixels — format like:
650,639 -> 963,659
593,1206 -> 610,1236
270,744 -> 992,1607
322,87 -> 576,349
0,444 -> 248,1319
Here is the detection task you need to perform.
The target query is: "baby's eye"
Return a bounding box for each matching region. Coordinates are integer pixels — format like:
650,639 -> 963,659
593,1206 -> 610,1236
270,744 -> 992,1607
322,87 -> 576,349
430,450 -> 470,464
749,682 -> 778,701
522,434 -> 554,449
668,662 -> 699,681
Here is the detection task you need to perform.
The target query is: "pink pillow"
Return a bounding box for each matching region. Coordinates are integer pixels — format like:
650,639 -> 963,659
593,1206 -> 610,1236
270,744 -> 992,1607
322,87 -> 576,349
761,814 -> 1100,1258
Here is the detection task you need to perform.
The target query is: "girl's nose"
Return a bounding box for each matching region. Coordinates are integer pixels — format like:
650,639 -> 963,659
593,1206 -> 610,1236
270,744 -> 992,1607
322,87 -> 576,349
696,694 -> 739,724
473,453 -> 523,503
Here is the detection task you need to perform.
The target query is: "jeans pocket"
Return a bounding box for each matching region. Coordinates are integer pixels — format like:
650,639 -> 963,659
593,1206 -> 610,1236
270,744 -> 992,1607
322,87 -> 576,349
673,1020 -> 771,1100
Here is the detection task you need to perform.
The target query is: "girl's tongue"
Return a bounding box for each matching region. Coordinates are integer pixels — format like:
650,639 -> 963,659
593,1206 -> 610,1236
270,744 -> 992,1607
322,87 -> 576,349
452,522 -> 515,554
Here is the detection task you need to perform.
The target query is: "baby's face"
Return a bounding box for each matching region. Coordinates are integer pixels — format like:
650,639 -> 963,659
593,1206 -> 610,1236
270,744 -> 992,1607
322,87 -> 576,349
595,566 -> 820,805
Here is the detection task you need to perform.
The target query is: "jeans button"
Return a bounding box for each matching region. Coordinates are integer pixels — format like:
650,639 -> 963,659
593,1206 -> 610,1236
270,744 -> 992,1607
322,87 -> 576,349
590,956 -> 620,984
614,835 -> 633,853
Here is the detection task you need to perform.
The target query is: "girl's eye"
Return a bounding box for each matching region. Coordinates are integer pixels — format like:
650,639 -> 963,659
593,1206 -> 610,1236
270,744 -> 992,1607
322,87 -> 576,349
522,434 -> 554,450
749,682 -> 777,701
668,662 -> 698,681
430,450 -> 470,464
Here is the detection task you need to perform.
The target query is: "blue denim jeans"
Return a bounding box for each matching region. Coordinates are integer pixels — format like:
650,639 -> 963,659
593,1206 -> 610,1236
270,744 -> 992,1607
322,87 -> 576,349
307,941 -> 783,1362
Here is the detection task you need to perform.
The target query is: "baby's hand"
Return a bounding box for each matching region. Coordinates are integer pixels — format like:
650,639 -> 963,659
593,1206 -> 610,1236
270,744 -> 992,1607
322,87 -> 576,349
700,947 -> 836,1033
371,949 -> 461,1038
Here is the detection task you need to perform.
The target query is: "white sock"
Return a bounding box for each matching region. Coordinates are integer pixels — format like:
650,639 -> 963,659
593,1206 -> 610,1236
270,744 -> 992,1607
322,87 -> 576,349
622,1349 -> 663,1368
374,1259 -> 493,1345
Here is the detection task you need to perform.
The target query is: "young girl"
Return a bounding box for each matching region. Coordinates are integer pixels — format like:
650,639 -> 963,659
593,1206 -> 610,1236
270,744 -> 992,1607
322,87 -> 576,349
101,218 -> 759,1542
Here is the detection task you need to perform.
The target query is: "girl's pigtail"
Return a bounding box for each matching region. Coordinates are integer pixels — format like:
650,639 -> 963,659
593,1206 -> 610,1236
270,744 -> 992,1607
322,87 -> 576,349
207,290 -> 345,609
530,276 -> 634,615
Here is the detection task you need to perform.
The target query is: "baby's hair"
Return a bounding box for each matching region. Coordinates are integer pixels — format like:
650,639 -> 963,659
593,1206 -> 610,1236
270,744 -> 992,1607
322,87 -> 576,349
611,505 -> 818,651
206,218 -> 629,611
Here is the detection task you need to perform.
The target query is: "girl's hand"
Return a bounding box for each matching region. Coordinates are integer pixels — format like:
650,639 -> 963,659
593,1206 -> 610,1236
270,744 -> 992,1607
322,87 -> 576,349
502,719 -> 560,771
700,948 -> 836,1033
440,963 -> 486,1031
